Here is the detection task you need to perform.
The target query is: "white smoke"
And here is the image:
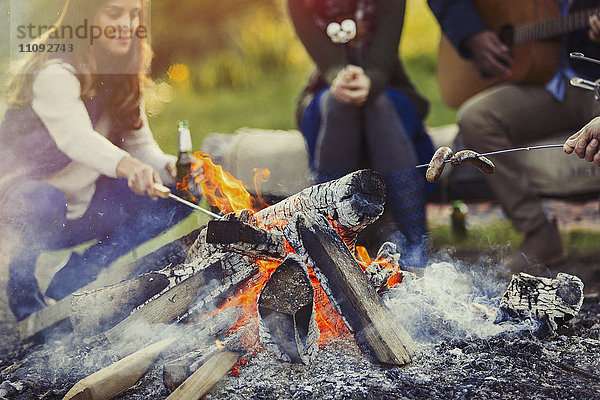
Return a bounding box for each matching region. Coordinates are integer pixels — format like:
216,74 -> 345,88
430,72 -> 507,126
384,261 -> 541,343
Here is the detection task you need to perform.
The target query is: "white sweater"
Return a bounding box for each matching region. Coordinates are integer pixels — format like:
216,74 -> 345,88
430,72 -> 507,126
32,60 -> 175,219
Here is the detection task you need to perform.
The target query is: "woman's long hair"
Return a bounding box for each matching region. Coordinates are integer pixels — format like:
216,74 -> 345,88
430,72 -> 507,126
5,0 -> 152,131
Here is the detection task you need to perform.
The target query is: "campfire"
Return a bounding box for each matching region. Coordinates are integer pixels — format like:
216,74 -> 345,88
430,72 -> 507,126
2,152 -> 595,400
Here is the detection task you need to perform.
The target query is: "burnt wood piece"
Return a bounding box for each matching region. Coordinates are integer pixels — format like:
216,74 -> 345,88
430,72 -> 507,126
98,253 -> 257,352
69,272 -> 170,339
17,230 -> 201,342
165,349 -> 240,400
63,336 -> 177,400
162,306 -> 244,391
205,220 -> 287,261
365,242 -> 403,291
257,255 -> 319,364
254,169 -> 386,247
285,213 -> 415,366
500,272 -> 584,335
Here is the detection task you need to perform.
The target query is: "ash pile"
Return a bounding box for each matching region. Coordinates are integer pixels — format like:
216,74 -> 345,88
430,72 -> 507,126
0,169 -> 598,400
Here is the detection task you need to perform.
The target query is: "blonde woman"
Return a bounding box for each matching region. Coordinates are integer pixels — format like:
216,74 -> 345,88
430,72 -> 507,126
0,0 -> 190,321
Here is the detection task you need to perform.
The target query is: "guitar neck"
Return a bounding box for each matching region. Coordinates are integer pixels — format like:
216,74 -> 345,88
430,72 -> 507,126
514,6 -> 600,45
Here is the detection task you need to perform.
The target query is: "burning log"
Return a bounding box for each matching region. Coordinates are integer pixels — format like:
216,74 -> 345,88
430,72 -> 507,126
70,272 -> 170,338
99,253 -> 257,350
257,255 -> 319,364
205,219 -> 287,261
500,272 -> 584,336
253,169 -> 385,247
63,336 -> 176,400
285,213 -> 415,366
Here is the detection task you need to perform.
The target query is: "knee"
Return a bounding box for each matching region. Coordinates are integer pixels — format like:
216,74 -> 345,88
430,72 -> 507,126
320,92 -> 360,120
2,181 -> 67,231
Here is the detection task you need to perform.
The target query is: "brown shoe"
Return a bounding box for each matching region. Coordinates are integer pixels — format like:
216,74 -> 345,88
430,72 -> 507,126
503,218 -> 566,276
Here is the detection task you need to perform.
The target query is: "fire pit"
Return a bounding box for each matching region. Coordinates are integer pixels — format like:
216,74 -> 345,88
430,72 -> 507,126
0,154 -> 598,400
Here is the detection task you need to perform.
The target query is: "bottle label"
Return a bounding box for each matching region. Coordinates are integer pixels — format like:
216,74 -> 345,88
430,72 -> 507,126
179,128 -> 193,152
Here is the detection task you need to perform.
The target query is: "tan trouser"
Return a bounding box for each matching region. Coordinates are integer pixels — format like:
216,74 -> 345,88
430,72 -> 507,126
458,79 -> 600,233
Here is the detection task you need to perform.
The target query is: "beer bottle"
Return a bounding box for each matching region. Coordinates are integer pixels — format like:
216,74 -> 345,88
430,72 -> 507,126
176,120 -> 193,183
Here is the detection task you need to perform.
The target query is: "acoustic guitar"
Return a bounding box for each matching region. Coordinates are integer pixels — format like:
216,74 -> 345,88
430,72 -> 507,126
437,0 -> 600,109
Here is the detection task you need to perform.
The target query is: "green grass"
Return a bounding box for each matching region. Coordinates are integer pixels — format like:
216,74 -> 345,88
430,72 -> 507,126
148,68 -> 306,154
429,220 -> 600,258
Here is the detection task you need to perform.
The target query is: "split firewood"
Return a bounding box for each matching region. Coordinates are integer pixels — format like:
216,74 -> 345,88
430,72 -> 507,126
162,306 -> 244,391
205,219 -> 287,261
165,349 -> 240,400
17,230 -> 200,342
62,336 -> 176,400
165,327 -> 250,399
70,272 -> 170,338
500,272 -> 584,335
98,253 -> 257,353
258,254 -> 319,364
253,169 -> 386,248
285,212 -> 415,366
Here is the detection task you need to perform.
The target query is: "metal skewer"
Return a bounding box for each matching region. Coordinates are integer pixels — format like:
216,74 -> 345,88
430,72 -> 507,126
154,183 -> 222,219
415,144 -> 565,169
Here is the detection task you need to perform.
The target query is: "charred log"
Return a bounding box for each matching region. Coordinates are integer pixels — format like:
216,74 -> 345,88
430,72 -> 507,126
500,272 -> 584,336
285,213 -> 415,366
16,230 -> 200,342
254,169 -> 385,247
69,272 -> 170,339
257,255 -> 319,364
205,219 -> 287,261
162,306 -> 244,391
98,253 -> 257,350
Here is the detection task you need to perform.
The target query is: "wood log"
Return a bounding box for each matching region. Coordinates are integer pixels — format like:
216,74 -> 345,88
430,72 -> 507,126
17,230 -> 200,342
99,253 -> 257,351
165,350 -> 240,400
500,272 -> 584,335
253,169 -> 386,247
69,272 -> 170,338
257,255 -> 319,364
205,219 -> 287,261
162,306 -> 243,391
285,213 -> 415,366
62,336 -> 176,400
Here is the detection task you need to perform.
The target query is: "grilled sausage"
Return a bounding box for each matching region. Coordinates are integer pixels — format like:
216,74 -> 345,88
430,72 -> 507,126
426,146 -> 454,183
450,150 -> 496,175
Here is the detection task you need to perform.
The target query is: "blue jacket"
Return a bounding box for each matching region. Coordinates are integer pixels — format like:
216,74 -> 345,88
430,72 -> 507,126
428,0 -> 600,80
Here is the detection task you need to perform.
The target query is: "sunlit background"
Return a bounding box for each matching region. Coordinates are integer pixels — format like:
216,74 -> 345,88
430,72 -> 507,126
0,0 -> 455,154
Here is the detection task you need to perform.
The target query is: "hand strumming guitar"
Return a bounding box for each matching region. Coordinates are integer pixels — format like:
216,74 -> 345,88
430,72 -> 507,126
464,30 -> 513,80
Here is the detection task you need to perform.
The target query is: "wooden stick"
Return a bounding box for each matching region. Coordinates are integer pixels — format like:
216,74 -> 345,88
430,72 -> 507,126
165,350 -> 240,400
63,336 -> 176,400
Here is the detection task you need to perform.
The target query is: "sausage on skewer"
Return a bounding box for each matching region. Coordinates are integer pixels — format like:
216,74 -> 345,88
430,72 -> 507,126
426,146 -> 453,183
450,150 -> 496,175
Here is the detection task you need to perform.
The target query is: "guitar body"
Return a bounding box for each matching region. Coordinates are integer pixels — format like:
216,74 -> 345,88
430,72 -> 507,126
437,0 -> 561,108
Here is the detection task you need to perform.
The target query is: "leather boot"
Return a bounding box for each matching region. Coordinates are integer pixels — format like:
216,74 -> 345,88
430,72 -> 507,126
503,217 -> 566,275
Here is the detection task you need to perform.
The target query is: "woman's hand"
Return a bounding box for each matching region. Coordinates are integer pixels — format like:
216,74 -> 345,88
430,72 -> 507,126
166,160 -> 177,180
331,65 -> 371,106
116,156 -> 162,200
564,116 -> 600,166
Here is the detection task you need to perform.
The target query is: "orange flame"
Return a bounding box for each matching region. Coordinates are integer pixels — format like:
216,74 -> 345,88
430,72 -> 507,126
181,152 -> 397,348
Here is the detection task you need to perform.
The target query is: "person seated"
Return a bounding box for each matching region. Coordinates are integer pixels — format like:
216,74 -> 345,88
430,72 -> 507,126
428,0 -> 600,270
0,0 -> 191,321
287,0 -> 435,267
